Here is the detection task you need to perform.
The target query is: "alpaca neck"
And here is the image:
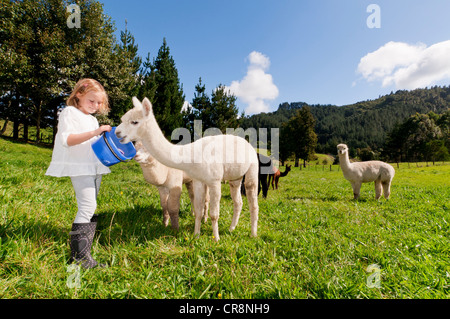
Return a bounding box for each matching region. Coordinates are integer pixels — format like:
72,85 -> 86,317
339,152 -> 352,171
139,160 -> 169,186
140,109 -> 184,170
280,169 -> 290,177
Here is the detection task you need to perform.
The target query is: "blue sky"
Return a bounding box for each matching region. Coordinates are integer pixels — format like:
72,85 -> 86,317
101,0 -> 450,115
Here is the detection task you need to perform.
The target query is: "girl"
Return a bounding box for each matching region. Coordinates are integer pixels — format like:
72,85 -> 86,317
46,78 -> 112,269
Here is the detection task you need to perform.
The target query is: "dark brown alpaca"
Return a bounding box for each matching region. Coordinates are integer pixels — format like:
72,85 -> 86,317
268,164 -> 291,190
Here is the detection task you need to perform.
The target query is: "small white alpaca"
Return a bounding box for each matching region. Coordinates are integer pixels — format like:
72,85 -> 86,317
116,97 -> 259,241
337,144 -> 395,200
134,141 -> 208,230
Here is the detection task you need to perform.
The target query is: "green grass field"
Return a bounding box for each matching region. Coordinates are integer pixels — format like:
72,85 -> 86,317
0,137 -> 449,299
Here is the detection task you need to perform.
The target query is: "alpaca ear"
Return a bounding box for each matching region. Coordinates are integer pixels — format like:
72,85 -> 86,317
132,97 -> 142,110
142,97 -> 152,117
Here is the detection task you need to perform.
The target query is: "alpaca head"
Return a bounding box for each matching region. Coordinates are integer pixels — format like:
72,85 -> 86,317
116,97 -> 152,144
337,144 -> 348,156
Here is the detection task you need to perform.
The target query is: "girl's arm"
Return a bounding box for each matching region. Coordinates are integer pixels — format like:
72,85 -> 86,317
67,125 -> 112,147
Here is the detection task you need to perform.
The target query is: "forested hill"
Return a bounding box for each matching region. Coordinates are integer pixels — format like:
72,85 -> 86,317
241,86 -> 450,154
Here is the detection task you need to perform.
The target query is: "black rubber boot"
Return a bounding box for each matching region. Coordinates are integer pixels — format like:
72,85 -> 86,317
69,214 -> 105,269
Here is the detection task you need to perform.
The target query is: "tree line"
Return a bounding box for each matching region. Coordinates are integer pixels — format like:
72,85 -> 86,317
2,1 -> 449,164
242,87 -> 450,162
384,111 -> 449,163
0,0 -> 240,144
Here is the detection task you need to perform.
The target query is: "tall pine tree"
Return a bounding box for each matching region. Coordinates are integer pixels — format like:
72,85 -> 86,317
107,21 -> 142,122
139,52 -> 157,103
150,38 -> 185,137
281,106 -> 317,167
182,77 -> 210,136
210,84 -> 240,133
184,78 -> 240,135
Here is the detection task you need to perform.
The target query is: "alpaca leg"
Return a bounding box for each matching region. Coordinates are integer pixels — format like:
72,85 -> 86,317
187,180 -> 208,221
260,174 -> 268,198
245,165 -> 259,238
208,182 -> 222,241
245,182 -> 259,238
193,180 -> 206,237
158,187 -> 170,227
229,179 -> 243,233
203,186 -> 209,222
351,182 -> 361,200
382,180 -> 392,199
275,176 -> 279,190
167,187 -> 182,230
184,180 -> 195,216
257,174 -> 261,196
374,179 -> 382,200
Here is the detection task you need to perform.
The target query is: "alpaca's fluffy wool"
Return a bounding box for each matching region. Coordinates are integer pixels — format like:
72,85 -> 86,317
134,141 -> 208,230
117,97 -> 259,241
337,144 -> 395,200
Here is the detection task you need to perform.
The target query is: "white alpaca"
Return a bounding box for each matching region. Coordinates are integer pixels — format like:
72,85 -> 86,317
134,141 -> 209,230
337,144 -> 395,200
116,97 -> 259,241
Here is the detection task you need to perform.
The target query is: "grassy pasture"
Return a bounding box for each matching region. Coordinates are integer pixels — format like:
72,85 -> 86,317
0,137 -> 449,299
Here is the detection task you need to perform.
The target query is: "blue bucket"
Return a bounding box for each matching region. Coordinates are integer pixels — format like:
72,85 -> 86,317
92,127 -> 136,167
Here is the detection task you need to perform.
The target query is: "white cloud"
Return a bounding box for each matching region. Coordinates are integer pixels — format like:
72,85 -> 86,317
357,40 -> 450,90
226,51 -> 279,115
248,51 -> 271,70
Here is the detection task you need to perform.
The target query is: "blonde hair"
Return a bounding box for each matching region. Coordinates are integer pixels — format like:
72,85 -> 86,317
66,78 -> 110,115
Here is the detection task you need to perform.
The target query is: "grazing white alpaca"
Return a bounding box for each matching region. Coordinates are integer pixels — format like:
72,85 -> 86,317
116,97 -> 259,241
134,141 -> 208,230
337,144 -> 395,200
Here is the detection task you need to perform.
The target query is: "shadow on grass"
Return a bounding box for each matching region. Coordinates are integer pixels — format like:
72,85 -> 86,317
96,202 -> 194,246
0,218 -> 68,244
0,203 -> 194,254
0,135 -> 53,150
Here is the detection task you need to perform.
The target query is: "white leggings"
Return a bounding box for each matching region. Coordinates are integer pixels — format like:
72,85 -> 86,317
70,175 -> 102,224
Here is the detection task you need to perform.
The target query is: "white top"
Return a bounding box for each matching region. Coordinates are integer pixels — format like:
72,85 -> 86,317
45,106 -> 111,177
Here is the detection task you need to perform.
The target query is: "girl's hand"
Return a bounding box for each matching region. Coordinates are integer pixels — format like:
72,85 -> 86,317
96,125 -> 112,136
67,125 -> 113,146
